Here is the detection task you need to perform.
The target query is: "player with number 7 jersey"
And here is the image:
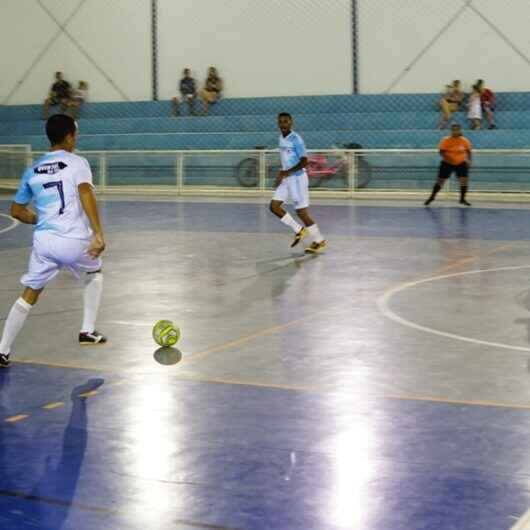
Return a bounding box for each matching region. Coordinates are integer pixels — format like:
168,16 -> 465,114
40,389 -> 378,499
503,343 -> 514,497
0,114 -> 107,368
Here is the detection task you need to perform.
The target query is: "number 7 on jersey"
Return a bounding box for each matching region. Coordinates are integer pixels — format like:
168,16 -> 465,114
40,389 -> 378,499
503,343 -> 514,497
43,180 -> 65,215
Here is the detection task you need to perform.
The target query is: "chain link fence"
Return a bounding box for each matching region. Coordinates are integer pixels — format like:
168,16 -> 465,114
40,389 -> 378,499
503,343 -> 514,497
2,1 -> 530,188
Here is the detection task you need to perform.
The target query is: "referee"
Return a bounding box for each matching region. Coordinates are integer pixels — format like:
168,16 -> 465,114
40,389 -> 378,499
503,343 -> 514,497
425,123 -> 472,206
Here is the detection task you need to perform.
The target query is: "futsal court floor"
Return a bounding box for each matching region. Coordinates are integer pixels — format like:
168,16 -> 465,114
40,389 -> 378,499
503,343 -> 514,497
2,194 -> 530,530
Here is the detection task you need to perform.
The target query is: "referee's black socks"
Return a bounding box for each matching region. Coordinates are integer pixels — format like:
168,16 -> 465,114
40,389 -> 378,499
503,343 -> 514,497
429,183 -> 442,200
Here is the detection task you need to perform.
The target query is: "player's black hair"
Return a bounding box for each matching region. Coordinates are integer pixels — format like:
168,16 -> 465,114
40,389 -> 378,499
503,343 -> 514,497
278,112 -> 292,119
46,114 -> 77,145
450,122 -> 461,128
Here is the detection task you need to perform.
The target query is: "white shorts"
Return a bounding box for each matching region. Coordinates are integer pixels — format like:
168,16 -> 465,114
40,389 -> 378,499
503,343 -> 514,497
272,172 -> 310,210
21,232 -> 102,290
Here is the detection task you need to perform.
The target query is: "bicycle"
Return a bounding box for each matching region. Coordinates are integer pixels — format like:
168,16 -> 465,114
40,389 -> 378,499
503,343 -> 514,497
235,143 -> 372,189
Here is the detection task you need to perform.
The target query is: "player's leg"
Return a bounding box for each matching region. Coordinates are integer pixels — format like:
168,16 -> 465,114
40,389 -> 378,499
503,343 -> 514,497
270,197 -> 305,245
425,162 -> 451,205
0,287 -> 43,367
290,173 -> 326,253
0,233 -> 63,365
296,207 -> 326,253
270,178 -> 306,246
457,163 -> 471,206
79,269 -> 106,345
62,238 -> 106,345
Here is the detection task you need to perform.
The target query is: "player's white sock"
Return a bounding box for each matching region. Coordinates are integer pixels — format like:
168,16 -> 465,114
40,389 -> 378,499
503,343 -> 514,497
0,297 -> 32,355
307,223 -> 324,243
280,213 -> 303,234
81,272 -> 103,333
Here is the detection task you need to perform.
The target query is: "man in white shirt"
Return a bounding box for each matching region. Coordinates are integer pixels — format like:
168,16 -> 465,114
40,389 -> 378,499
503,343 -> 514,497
270,112 -> 326,253
0,114 -> 107,368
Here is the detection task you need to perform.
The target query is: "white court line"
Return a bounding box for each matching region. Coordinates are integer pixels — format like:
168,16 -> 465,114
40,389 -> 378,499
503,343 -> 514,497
511,507 -> 530,530
378,264 -> 530,353
107,320 -> 154,327
0,213 -> 19,235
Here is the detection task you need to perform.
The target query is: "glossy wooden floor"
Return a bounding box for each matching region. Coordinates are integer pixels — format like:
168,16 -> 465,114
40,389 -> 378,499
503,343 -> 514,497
1,196 -> 530,530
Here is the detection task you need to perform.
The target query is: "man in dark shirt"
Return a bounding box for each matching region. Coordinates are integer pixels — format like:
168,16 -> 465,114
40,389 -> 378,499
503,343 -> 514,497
43,72 -> 72,119
172,69 -> 197,116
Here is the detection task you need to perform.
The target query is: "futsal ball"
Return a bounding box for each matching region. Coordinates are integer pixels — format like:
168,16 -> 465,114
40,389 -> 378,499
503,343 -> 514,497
152,320 -> 180,347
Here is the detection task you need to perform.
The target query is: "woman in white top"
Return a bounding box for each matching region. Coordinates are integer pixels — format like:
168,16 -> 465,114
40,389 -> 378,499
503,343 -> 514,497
468,84 -> 482,130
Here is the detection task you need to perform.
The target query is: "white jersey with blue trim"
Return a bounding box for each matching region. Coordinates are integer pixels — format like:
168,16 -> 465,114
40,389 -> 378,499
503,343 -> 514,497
14,150 -> 94,240
279,131 -> 307,178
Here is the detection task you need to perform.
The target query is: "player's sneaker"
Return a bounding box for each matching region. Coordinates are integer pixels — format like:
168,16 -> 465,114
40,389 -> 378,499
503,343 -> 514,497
79,331 -> 107,346
0,353 -> 11,368
305,240 -> 327,254
291,227 -> 308,248
424,197 -> 435,206
459,199 -> 472,206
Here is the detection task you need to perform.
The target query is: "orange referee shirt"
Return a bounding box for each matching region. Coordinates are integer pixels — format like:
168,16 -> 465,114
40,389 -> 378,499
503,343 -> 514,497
439,136 -> 472,165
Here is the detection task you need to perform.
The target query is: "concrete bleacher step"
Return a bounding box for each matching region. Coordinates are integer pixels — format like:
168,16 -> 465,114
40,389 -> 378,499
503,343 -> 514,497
3,129 -> 530,151
1,91 -> 530,123
0,110 -> 526,137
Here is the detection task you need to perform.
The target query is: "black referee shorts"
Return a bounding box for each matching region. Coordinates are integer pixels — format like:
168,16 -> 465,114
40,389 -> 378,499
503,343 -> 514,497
438,161 -> 469,179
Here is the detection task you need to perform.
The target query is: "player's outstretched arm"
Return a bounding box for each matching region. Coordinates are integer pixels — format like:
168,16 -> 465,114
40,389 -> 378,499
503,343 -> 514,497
78,183 -> 105,258
10,202 -> 37,225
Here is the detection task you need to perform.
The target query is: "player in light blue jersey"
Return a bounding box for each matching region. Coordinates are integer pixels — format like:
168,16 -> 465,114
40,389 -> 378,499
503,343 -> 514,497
0,115 -> 106,367
270,112 -> 326,253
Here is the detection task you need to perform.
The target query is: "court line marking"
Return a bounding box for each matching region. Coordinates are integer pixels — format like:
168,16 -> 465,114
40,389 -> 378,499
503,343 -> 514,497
4,414 -> 29,423
78,390 -> 99,398
0,213 -> 19,235
2,384 -> 105,424
12,358 -> 108,372
179,243 -> 514,365
42,402 -> 64,410
7,359 -> 530,411
378,264 -> 530,353
182,313 -> 320,363
430,243 -> 514,276
169,374 -> 530,411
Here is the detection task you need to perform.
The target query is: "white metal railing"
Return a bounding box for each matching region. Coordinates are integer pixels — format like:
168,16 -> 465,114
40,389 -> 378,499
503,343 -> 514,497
2,147 -> 530,197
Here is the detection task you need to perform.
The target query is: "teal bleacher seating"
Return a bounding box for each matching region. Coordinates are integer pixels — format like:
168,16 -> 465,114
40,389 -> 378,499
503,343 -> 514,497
1,92 -> 530,151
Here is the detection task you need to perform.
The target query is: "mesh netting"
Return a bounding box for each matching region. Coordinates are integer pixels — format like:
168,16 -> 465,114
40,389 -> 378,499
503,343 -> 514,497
0,145 -> 32,185
2,1 -> 530,190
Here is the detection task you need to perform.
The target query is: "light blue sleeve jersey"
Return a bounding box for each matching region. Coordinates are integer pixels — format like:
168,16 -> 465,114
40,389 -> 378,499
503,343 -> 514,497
279,131 -> 307,177
14,150 -> 94,239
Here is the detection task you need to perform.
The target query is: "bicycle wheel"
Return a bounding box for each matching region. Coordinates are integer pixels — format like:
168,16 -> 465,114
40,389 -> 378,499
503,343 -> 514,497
235,158 -> 259,187
307,161 -> 323,188
357,157 -> 372,189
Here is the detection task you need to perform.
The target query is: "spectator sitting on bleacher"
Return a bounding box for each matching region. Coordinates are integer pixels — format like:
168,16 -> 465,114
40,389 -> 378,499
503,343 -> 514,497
200,67 -> 223,115
43,72 -> 72,120
476,79 -> 496,129
438,80 -> 464,129
172,69 -> 197,116
67,81 -> 89,119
